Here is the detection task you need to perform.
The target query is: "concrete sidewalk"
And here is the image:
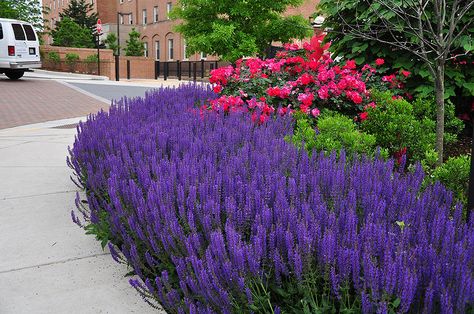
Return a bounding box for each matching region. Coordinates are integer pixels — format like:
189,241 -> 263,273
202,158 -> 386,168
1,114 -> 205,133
0,118 -> 164,313
25,69 -> 109,81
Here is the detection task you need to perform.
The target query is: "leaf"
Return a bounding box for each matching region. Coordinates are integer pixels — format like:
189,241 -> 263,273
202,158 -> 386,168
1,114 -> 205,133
395,220 -> 405,232
124,270 -> 136,277
460,35 -> 474,52
418,68 -> 431,79
444,86 -> 456,99
463,83 -> 474,95
392,298 -> 401,308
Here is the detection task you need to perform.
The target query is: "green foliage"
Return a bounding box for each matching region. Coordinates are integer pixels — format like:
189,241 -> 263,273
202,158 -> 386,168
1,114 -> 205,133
289,111 -> 384,159
241,270 -> 366,313
412,97 -> 464,144
84,54 -> 98,63
65,52 -> 80,71
420,148 -> 439,173
84,209 -> 111,249
125,28 -> 145,57
65,53 -> 80,63
51,17 -> 95,48
60,0 -> 98,29
171,0 -> 312,61
361,91 -> 436,162
57,0 -> 97,47
104,32 -> 119,55
317,0 -> 474,101
47,51 -> 60,64
0,0 -> 46,31
431,155 -> 470,205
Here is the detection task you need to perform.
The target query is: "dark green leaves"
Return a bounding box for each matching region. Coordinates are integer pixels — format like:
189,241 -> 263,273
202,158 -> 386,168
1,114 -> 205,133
172,0 -> 312,61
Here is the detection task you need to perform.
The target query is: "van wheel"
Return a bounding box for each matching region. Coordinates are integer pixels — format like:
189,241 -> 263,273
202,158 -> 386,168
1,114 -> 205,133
5,70 -> 25,80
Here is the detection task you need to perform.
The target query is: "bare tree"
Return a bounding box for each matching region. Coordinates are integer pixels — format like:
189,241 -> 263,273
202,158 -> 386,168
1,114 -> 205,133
331,0 -> 474,164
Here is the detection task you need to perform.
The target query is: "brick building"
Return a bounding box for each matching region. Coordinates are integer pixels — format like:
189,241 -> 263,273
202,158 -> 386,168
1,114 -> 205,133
43,0 -> 319,61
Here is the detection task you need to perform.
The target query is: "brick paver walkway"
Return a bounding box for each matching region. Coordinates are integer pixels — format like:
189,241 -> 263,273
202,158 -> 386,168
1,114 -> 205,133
0,78 -> 107,129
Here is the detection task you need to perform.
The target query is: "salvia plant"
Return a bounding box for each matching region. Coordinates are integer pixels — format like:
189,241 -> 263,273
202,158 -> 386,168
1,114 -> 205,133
68,85 -> 473,313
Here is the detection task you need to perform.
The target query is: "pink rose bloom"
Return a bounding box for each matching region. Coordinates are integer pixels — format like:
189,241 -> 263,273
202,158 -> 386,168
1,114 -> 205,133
343,60 -> 357,69
364,102 -> 376,110
298,73 -> 315,85
318,86 -> 330,99
350,92 -> 363,104
279,86 -> 292,98
311,108 -> 321,117
213,85 -> 222,93
317,70 -> 329,82
401,70 -> 411,77
298,93 -> 314,106
267,87 -> 281,97
382,74 -> 396,83
247,98 -> 257,109
375,58 -> 385,66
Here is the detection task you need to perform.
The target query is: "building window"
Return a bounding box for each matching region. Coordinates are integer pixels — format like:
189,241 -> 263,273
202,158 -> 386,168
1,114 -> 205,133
129,14 -> 133,24
142,9 -> 147,25
200,52 -> 207,60
155,41 -> 160,60
120,0 -> 123,3
168,39 -> 174,60
153,6 -> 158,23
120,15 -> 124,24
144,42 -> 148,57
166,2 -> 172,19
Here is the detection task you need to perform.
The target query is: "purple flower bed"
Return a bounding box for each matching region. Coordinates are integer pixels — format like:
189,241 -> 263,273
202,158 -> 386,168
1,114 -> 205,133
68,85 -> 473,313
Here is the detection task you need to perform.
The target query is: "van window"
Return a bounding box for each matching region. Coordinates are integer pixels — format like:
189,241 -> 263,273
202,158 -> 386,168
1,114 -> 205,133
12,24 -> 26,40
22,24 -> 36,41
0,24 -> 3,40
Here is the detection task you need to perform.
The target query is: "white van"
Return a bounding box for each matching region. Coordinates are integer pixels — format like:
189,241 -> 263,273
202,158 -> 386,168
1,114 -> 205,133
0,18 -> 41,80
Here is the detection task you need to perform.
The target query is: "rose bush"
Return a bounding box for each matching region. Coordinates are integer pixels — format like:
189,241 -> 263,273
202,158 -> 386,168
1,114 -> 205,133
208,35 -> 409,123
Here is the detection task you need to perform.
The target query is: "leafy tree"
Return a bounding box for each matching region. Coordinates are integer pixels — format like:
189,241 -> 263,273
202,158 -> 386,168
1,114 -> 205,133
104,32 -> 119,55
318,0 -> 474,164
60,0 -> 98,29
0,0 -> 46,31
56,0 -> 97,47
125,28 -> 145,56
170,0 -> 312,61
51,17 -> 94,48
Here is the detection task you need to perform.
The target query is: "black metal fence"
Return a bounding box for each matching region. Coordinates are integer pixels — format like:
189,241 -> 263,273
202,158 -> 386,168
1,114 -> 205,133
154,60 -> 231,81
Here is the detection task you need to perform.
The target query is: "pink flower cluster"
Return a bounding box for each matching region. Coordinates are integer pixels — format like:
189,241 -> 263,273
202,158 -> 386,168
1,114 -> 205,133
209,35 -> 403,122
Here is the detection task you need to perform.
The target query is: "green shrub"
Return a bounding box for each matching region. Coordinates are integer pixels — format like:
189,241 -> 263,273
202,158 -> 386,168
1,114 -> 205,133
290,111 -> 385,158
362,90 -> 435,163
431,155 -> 470,206
65,53 -> 80,71
65,53 -> 80,63
412,97 -> 464,144
47,51 -> 60,64
84,54 -> 98,63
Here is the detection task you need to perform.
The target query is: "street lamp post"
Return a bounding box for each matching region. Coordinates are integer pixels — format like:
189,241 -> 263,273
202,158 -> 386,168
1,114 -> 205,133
115,12 -> 132,81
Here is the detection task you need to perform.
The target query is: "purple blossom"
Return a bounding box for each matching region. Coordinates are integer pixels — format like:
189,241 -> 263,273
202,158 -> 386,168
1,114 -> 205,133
69,84 -> 474,313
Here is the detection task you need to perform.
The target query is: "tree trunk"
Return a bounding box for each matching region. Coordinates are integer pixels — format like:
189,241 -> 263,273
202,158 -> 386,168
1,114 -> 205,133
434,61 -> 445,165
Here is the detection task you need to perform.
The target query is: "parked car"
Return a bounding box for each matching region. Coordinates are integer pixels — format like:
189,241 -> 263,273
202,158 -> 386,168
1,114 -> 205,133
0,18 -> 41,80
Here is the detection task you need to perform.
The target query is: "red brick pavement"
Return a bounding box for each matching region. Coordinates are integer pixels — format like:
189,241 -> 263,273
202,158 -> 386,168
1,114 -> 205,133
0,78 -> 108,129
